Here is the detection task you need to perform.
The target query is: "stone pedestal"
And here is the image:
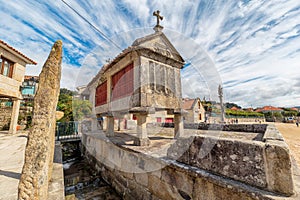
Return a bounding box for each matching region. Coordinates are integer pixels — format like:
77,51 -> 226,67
174,113 -> 184,138
106,116 -> 114,137
134,114 -> 150,146
9,99 -> 20,134
91,117 -> 99,132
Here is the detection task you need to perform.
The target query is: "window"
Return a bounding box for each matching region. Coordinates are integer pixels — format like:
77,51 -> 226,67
111,63 -> 134,100
0,57 -> 14,78
95,81 -> 107,106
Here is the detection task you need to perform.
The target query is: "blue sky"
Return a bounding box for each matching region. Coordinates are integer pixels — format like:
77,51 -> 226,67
0,0 -> 300,108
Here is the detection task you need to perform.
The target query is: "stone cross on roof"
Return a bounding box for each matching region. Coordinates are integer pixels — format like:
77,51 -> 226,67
153,10 -> 163,26
153,10 -> 164,32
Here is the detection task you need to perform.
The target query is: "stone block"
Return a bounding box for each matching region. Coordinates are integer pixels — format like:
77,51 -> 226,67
161,166 -> 194,196
148,174 -> 180,199
264,140 -> 294,196
134,172 -> 149,187
134,137 -> 150,146
168,136 -> 267,188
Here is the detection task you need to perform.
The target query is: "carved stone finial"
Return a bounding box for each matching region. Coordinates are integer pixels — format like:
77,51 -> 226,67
153,10 -> 164,32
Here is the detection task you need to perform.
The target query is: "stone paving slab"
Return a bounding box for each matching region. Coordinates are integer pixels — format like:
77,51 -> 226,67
0,132 -> 65,200
0,132 -> 27,200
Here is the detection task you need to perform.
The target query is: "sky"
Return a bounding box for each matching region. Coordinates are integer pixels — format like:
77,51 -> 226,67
0,0 -> 300,108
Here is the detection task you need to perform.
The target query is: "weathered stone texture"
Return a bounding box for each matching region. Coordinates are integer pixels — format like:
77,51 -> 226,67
0,107 -> 12,130
168,136 -> 267,188
18,40 -> 62,200
81,132 -> 290,200
264,140 -> 294,195
167,125 -> 295,196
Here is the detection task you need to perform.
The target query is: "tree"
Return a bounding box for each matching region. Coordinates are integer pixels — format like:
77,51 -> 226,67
57,88 -> 92,122
225,102 -> 241,109
57,89 -> 73,122
72,99 -> 92,121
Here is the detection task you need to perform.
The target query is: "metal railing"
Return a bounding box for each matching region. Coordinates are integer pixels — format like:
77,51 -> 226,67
55,121 -> 80,141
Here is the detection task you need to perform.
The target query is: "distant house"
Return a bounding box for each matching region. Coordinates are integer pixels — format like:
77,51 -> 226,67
255,106 -> 283,113
0,40 -> 36,133
21,75 -> 39,101
182,98 -> 205,123
244,108 -> 254,112
230,106 -> 240,111
290,107 -> 299,112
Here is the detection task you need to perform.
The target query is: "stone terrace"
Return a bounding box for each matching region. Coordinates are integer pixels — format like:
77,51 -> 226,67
83,123 -> 300,199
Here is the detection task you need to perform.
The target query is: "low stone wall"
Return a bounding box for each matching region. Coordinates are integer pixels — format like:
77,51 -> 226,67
167,125 -> 294,196
48,142 -> 65,199
148,122 -> 268,133
81,131 -> 295,199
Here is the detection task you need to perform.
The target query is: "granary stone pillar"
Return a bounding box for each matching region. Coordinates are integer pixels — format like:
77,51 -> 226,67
91,86 -> 100,132
134,113 -> 150,146
8,98 -> 21,134
106,116 -> 114,137
174,111 -> 185,138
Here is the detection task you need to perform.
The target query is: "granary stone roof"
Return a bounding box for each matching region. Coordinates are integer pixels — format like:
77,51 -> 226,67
87,28 -> 185,88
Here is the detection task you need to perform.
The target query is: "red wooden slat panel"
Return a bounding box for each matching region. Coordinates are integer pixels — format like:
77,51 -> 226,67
111,63 -> 134,100
95,81 -> 107,106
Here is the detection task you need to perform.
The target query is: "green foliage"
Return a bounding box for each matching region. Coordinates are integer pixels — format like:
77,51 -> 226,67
57,89 -> 73,122
57,88 -> 92,122
225,102 -> 241,109
263,111 -> 283,120
60,88 -> 76,96
282,110 -> 298,117
72,100 -> 92,121
225,109 -> 264,117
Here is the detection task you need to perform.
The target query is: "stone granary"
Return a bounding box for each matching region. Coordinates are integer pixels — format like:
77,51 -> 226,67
86,12 -> 185,145
0,40 -> 36,134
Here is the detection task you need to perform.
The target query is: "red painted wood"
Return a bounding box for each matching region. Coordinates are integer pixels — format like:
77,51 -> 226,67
95,81 -> 107,106
111,63 -> 134,100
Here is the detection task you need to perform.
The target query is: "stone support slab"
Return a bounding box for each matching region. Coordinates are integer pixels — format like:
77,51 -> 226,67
8,99 -> 20,134
174,113 -> 184,138
106,116 -> 114,137
134,114 -> 150,146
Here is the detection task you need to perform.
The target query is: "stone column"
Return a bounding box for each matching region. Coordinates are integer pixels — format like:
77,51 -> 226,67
106,116 -> 114,137
134,113 -> 150,146
18,40 -> 62,200
8,98 -> 20,134
174,113 -> 184,138
90,85 -> 98,132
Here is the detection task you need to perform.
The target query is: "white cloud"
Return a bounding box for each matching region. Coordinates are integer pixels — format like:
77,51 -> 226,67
0,0 -> 299,107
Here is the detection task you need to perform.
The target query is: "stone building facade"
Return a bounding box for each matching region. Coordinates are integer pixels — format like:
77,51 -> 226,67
0,40 -> 36,133
182,98 -> 205,123
85,25 -> 185,145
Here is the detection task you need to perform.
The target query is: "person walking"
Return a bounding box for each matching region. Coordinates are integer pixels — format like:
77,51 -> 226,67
296,120 -> 299,127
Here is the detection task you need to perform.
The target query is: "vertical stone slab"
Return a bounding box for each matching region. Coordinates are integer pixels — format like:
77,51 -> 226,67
8,99 -> 20,134
106,116 -> 114,137
134,113 -> 150,146
174,113 -> 184,138
18,41 -> 62,200
264,140 -> 294,196
90,84 -> 98,132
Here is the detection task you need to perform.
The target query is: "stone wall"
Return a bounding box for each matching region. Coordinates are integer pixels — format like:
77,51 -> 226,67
81,131 -> 295,199
167,124 -> 294,196
0,107 -> 12,130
